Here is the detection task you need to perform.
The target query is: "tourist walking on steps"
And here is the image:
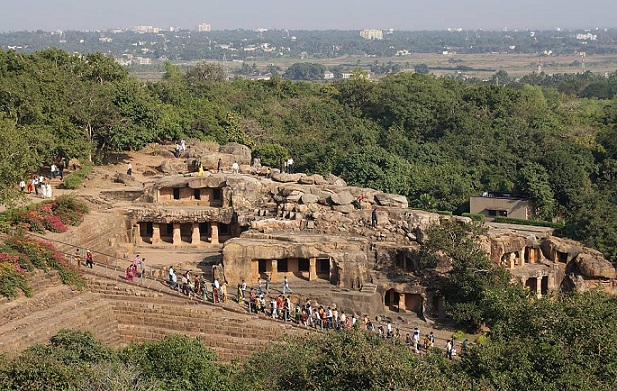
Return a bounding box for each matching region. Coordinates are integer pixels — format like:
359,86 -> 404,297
283,276 -> 292,294
85,250 -> 93,268
139,257 -> 146,281
265,274 -> 270,294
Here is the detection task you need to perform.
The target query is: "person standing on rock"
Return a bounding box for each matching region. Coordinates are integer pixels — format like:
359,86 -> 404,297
283,275 -> 292,295
232,161 -> 239,174
286,157 -> 294,174
371,208 -> 378,228
217,158 -> 223,173
127,163 -> 133,176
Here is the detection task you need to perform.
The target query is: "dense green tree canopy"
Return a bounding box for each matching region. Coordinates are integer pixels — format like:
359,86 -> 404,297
0,49 -> 616,261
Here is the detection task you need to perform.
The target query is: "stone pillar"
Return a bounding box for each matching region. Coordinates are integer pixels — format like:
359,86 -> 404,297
191,223 -> 201,245
309,258 -> 317,281
172,223 -> 181,245
520,248 -> 526,266
210,222 -> 219,245
271,259 -> 278,281
133,225 -> 143,245
151,224 -> 161,245
251,260 -> 259,281
509,252 -> 516,269
536,277 -> 542,298
398,293 -> 406,312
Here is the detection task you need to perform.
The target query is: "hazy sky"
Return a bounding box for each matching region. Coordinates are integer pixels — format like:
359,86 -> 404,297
2,0 -> 616,32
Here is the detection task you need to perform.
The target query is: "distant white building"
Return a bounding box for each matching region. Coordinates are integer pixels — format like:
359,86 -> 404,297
134,57 -> 152,65
196,23 -> 212,32
576,33 -> 597,41
131,25 -> 160,34
323,71 -> 334,80
360,29 -> 383,40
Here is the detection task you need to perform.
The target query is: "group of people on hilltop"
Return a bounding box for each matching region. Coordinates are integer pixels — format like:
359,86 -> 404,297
18,161 -> 65,198
174,139 -> 187,158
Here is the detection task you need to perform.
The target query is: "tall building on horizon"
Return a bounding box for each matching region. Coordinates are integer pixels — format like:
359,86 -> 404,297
196,23 -> 212,32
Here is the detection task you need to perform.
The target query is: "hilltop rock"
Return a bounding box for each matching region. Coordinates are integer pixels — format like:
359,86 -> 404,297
301,193 -> 319,204
374,193 -> 408,208
575,251 -> 616,279
114,173 -> 136,185
271,172 -> 305,183
219,142 -> 252,165
327,173 -> 347,186
330,191 -> 355,206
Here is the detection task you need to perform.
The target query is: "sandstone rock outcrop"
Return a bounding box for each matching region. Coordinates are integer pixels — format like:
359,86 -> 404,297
574,251 -> 616,279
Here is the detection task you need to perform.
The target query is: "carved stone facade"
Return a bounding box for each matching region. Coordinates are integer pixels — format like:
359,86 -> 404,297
102,143 -> 617,317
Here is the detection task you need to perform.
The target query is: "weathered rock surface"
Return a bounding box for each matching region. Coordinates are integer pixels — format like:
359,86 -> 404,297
330,191 -> 355,206
374,193 -> 409,208
575,251 -> 616,279
114,173 -> 136,184
219,142 -> 252,165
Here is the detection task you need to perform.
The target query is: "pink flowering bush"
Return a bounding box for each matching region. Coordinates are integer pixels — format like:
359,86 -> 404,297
1,236 -> 86,298
43,215 -> 67,233
6,195 -> 88,234
0,252 -> 32,299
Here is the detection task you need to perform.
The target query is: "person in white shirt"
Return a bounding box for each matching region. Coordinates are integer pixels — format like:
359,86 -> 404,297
286,157 -> 294,173
19,180 -> 26,192
50,164 -> 58,179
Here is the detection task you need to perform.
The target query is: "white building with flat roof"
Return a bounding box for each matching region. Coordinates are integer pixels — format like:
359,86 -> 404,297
360,29 -> 383,40
196,23 -> 212,32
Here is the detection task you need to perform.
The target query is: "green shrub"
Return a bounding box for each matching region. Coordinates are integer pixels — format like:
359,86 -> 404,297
436,210 -> 453,216
462,212 -> 485,221
62,163 -> 93,189
494,216 -> 564,229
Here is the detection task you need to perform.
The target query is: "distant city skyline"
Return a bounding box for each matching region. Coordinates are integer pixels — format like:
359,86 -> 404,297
2,0 -> 617,33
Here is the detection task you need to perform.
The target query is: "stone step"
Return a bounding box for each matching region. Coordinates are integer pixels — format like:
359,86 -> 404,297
0,294 -> 117,354
0,283 -> 78,327
360,283 -> 377,293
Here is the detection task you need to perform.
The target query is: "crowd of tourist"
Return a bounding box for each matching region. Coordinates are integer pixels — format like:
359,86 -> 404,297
156,269 -> 465,358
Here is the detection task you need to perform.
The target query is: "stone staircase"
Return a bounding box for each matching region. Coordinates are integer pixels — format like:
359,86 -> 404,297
360,283 -> 378,294
0,290 -> 121,354
81,265 -> 304,361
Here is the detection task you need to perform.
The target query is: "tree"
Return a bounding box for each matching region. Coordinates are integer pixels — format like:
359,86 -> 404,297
419,220 -> 526,330
283,62 -> 326,81
414,63 -> 430,74
517,163 -> 555,220
0,116 -> 43,206
185,62 -> 227,84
